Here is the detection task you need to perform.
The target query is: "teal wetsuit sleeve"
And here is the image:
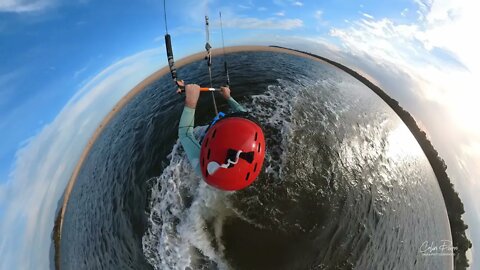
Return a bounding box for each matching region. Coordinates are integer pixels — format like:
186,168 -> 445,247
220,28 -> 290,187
178,106 -> 201,174
227,97 -> 247,113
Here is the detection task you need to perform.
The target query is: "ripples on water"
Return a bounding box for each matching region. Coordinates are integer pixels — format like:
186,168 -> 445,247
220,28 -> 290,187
60,52 -> 452,270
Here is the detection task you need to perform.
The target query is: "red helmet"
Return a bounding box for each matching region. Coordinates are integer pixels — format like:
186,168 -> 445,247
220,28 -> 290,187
200,117 -> 265,191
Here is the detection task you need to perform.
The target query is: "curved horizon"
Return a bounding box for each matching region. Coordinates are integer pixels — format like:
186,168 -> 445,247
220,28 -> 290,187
1,1 -> 478,269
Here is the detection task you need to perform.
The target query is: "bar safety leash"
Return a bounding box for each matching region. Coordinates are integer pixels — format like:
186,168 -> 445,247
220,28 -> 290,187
204,15 -> 219,115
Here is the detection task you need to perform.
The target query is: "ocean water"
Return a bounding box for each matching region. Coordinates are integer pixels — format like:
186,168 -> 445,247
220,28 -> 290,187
59,51 -> 452,269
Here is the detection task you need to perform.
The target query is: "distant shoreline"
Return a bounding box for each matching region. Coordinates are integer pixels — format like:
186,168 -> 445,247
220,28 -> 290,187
53,45 -> 470,269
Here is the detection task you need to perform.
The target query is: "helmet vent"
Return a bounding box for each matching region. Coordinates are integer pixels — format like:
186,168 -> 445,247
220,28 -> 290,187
257,143 -> 261,153
212,129 -> 217,139
245,172 -> 250,181
207,148 -> 211,159
254,132 -> 258,141
205,138 -> 209,147
253,163 -> 258,172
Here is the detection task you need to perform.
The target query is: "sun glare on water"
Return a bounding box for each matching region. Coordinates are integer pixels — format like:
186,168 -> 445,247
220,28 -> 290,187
386,124 -> 421,159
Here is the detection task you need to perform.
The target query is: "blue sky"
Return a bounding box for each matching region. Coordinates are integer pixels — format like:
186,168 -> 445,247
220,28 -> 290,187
0,0 -> 479,269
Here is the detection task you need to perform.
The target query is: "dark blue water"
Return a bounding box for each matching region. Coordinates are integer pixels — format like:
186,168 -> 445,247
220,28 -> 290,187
59,51 -> 452,269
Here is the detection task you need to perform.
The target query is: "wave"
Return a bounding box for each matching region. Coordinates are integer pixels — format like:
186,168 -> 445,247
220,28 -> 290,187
141,78 -> 303,269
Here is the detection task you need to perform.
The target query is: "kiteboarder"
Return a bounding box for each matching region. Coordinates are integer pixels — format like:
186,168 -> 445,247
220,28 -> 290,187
177,81 -> 265,191
162,2 -> 265,191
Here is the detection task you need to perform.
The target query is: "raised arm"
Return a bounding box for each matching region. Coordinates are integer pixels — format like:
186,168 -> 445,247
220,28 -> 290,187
178,82 -> 201,174
220,86 -> 247,113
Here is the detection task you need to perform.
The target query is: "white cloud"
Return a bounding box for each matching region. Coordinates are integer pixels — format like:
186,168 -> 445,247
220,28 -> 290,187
222,17 -> 303,30
362,12 -> 374,19
0,0 -> 90,13
275,11 -> 286,17
401,8 -> 409,17
157,26 -> 203,38
414,0 -> 431,16
274,0 -> 303,7
0,71 -> 22,110
313,10 -> 329,29
422,0 -> 480,74
237,0 -> 254,10
178,1 -> 302,32
154,35 -> 164,43
181,0 -> 210,25
0,0 -> 53,12
73,65 -> 88,79
0,48 -> 163,269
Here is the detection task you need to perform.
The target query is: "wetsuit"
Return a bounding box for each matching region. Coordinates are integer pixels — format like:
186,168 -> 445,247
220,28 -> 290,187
178,97 -> 246,174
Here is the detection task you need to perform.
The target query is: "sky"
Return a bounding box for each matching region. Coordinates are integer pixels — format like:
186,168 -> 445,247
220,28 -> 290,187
0,0 -> 478,269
